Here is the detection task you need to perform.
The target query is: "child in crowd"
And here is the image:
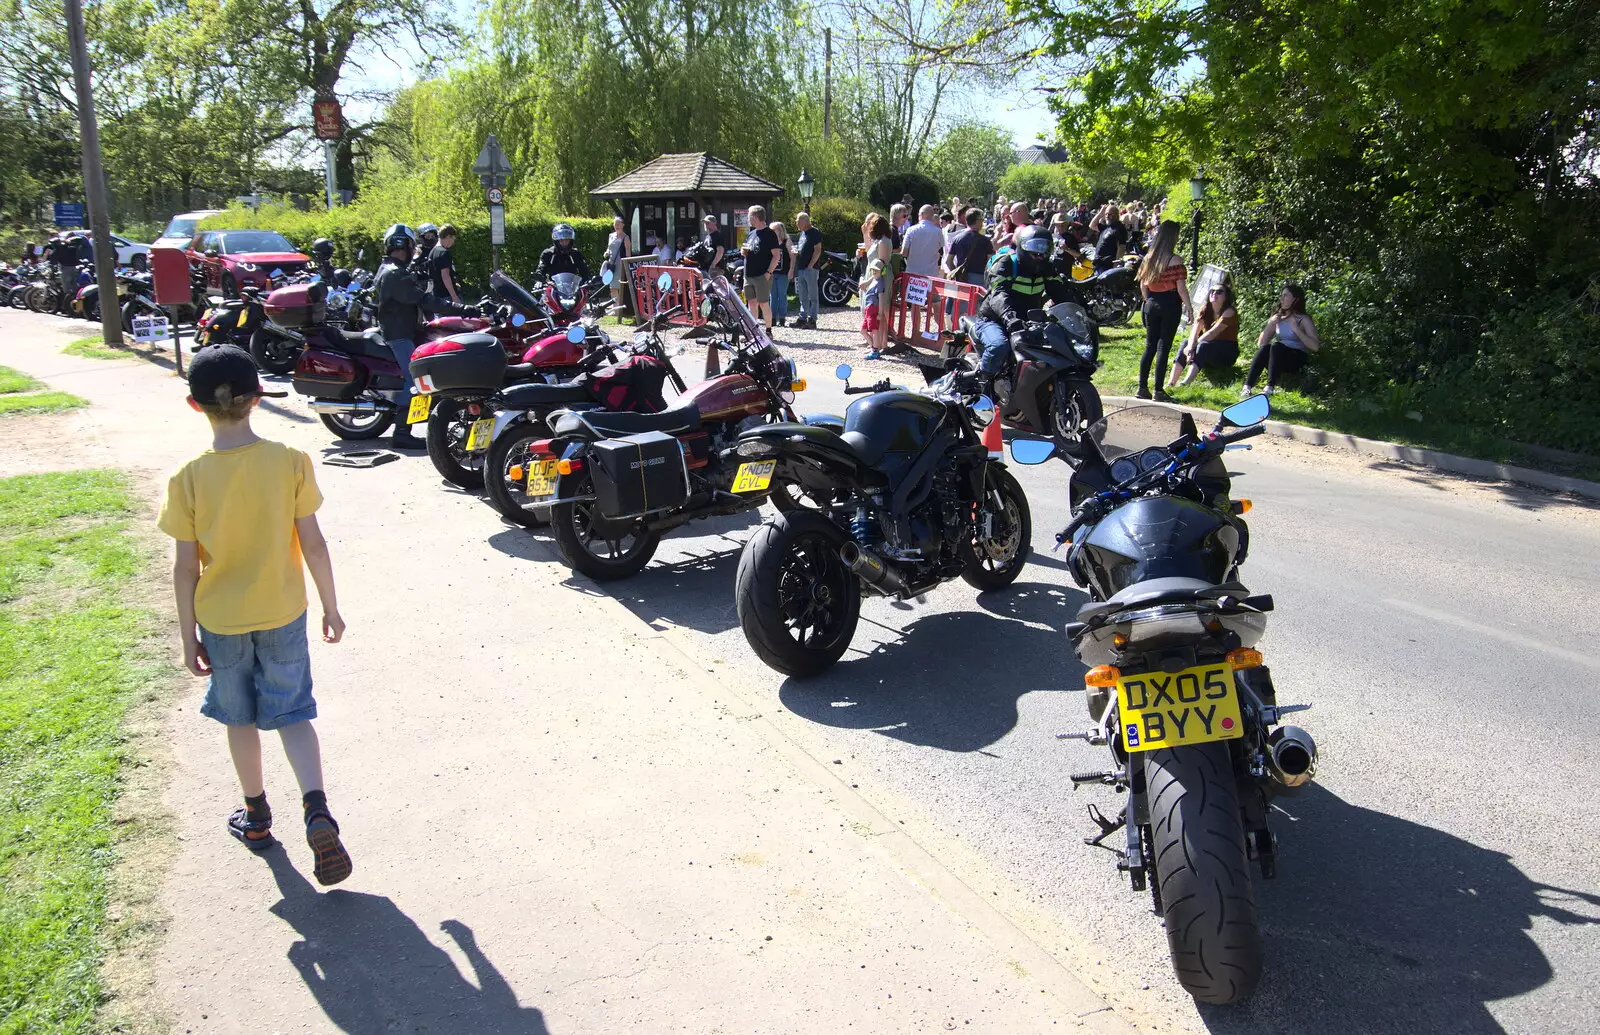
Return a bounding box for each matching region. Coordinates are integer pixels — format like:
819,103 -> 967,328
158,345 -> 352,886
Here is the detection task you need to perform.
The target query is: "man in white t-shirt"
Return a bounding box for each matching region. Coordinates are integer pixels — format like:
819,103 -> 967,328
900,204 -> 947,343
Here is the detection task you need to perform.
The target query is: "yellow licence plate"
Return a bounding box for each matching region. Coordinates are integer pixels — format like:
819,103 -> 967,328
525,459 -> 560,496
731,459 -> 777,494
1118,663 -> 1243,752
406,394 -> 432,424
465,418 -> 495,453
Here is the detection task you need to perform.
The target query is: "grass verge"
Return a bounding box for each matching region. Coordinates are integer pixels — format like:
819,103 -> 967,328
0,392 -> 89,417
63,336 -> 134,361
0,470 -> 161,1033
0,367 -> 44,395
1094,325 -> 1600,479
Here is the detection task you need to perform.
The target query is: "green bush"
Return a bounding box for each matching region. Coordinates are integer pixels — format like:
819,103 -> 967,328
774,196 -> 872,256
197,206 -> 612,284
868,172 -> 940,212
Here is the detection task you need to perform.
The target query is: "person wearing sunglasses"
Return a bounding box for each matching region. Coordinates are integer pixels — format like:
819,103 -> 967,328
1170,280 -> 1240,389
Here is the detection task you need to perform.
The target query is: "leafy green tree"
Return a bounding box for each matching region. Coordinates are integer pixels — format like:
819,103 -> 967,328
925,121 -> 1015,201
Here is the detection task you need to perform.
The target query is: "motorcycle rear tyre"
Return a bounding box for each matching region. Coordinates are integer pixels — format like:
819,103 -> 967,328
549,474 -> 660,580
249,326 -> 300,375
425,398 -> 486,490
1145,742 -> 1263,1004
736,511 -> 860,677
319,411 -> 393,440
483,422 -> 553,527
820,275 -> 852,307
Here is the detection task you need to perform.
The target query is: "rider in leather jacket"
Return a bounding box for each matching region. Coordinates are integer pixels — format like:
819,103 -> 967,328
971,224 -> 1082,378
372,223 -> 476,448
535,223 -> 592,282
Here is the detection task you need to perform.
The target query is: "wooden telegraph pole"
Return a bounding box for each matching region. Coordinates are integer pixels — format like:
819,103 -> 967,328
823,28 -> 833,141
62,0 -> 122,347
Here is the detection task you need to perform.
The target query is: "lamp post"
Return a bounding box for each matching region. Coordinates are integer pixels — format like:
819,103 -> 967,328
797,168 -> 814,204
1187,169 -> 1210,272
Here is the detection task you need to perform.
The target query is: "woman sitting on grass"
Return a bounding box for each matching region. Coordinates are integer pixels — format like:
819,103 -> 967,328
1169,281 -> 1240,389
1243,283 -> 1321,395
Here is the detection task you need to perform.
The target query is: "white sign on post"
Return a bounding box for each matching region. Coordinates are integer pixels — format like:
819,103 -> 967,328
903,276 -> 931,307
132,314 -> 172,344
489,205 -> 506,246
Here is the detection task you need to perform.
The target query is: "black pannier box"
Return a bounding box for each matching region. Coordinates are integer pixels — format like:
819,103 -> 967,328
589,431 -> 690,519
409,333 -> 507,397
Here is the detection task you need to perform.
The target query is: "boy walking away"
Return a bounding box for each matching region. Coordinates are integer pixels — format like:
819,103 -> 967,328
158,346 -> 353,886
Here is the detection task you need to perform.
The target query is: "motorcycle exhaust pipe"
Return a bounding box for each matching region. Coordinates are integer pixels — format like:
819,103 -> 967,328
1267,726 -> 1318,789
839,542 -> 907,596
307,399 -> 389,415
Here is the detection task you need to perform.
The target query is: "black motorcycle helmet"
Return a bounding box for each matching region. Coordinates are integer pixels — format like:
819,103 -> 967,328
382,223 -> 417,261
311,238 -> 334,261
552,223 -> 575,250
333,268 -> 352,287
1012,225 -> 1054,277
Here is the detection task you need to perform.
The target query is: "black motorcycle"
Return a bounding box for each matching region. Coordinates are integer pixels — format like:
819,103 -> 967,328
731,365 -> 1032,676
1010,394 -> 1315,1005
949,301 -> 1103,454
817,250 -> 859,307
1072,255 -> 1139,327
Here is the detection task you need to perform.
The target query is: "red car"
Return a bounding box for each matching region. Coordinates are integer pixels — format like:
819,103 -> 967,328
188,229 -> 310,297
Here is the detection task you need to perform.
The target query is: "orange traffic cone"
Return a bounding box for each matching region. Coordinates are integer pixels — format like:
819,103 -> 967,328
982,409 -> 1004,459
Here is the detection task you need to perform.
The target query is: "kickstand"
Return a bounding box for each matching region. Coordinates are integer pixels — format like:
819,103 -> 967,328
1084,802 -> 1126,852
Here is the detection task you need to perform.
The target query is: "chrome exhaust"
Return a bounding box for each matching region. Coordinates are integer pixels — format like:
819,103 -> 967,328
1267,726 -> 1318,789
307,399 -> 389,415
839,542 -> 907,596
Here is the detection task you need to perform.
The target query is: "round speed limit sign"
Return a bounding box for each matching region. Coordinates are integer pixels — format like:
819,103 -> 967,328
486,186 -> 504,205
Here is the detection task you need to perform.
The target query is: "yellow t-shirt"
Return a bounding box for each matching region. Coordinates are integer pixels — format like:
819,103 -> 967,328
157,439 -> 324,635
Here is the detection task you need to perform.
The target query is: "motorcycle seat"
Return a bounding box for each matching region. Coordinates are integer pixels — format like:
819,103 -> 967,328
838,430 -> 887,467
338,328 -> 390,357
501,380 -> 592,409
552,397 -> 701,438
1075,577 -> 1251,624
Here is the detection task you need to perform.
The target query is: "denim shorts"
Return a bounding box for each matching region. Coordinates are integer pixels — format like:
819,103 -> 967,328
199,612 -> 317,730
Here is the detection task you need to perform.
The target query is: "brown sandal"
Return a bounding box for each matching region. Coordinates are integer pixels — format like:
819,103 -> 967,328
305,809 -> 352,886
227,806 -> 277,852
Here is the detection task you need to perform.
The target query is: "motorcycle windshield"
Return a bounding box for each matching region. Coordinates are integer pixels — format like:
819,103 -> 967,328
1047,302 -> 1091,341
1086,404 -> 1189,461
704,274 -> 774,352
490,271 -> 541,314
551,272 -> 581,299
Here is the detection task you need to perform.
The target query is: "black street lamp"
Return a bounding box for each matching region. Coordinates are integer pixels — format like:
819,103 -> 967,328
797,168 -> 815,202
1188,168 -> 1210,271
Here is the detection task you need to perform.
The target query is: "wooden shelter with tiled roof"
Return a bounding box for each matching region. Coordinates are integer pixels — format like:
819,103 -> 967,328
591,152 -> 784,254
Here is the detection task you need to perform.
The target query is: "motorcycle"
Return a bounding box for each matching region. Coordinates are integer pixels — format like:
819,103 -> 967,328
1065,250 -> 1139,327
817,250 -> 860,307
533,271 -> 603,328
947,301 -> 1104,454
412,270 -> 635,489
477,273 -> 697,522
532,274 -> 804,580
729,364 -> 1032,676
1009,394 -> 1312,1004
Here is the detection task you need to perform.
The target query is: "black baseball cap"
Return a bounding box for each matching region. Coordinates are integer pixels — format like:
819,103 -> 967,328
187,345 -> 287,401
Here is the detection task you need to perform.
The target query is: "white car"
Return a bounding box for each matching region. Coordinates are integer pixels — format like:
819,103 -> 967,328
109,233 -> 152,270
155,210 -> 222,249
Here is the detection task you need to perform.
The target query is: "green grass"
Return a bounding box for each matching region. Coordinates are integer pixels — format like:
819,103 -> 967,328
0,471 -> 157,1034
0,367 -> 44,395
1095,324 -> 1598,476
0,392 -> 88,417
62,336 -> 133,361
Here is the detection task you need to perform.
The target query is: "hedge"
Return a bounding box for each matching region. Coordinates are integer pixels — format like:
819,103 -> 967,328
197,206 -> 612,285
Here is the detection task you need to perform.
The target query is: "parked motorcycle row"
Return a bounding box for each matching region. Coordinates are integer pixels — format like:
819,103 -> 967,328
175,247 -> 1316,1005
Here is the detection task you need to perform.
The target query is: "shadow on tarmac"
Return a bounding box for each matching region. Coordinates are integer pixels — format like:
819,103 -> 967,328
265,851 -> 553,1034
1200,783 -> 1600,1035
777,581 -> 1087,752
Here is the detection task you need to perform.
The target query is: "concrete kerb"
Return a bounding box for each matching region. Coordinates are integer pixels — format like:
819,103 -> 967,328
1102,396 -> 1600,501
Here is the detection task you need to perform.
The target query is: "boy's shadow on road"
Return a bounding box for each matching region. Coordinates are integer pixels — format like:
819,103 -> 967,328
265,852 -> 552,1034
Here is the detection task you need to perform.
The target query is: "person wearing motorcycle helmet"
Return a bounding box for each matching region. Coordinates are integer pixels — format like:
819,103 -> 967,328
371,223 -> 478,450
535,223 -> 592,282
310,238 -> 336,280
969,223 -> 1083,380
410,223 -> 440,274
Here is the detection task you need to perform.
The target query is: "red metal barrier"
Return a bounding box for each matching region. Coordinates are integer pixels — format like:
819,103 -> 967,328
630,264 -> 707,327
888,273 -> 985,352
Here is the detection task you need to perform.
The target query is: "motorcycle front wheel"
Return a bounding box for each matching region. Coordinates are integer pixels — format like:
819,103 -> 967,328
1145,742 -> 1264,1004
483,422 -> 552,526
549,473 -> 660,580
1051,378 -> 1104,456
736,511 -> 860,677
961,464 -> 1032,591
819,275 -> 852,307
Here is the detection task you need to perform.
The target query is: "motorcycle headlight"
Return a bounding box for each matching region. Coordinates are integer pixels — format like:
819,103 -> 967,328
1075,342 -> 1096,359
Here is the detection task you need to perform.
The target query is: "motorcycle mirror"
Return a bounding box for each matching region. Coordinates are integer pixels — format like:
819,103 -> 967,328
1009,438 -> 1056,465
601,267 -> 615,286
835,363 -> 853,381
1221,393 -> 1271,428
655,272 -> 673,292
566,324 -> 587,344
971,395 -> 996,421
511,312 -> 526,328
270,268 -> 283,279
